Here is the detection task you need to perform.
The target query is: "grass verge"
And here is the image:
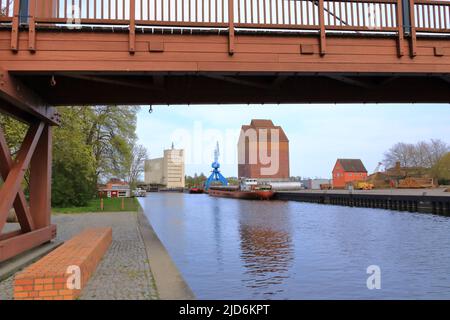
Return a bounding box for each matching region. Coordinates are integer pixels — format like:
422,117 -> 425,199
53,197 -> 139,214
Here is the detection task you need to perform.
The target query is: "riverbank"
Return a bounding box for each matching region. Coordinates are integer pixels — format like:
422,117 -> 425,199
275,188 -> 450,215
0,212 -> 158,300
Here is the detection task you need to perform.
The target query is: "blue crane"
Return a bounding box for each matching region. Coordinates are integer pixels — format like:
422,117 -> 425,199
205,142 -> 228,191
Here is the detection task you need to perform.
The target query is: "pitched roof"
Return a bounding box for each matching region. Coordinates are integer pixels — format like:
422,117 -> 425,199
336,159 -> 367,172
240,119 -> 289,142
250,119 -> 275,127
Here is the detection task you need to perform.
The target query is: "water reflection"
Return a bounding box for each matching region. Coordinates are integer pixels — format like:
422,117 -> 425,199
212,203 -> 224,267
238,201 -> 294,295
141,194 -> 450,299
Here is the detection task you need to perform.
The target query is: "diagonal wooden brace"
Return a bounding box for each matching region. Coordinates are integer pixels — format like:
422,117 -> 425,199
0,122 -> 44,232
0,126 -> 35,233
0,69 -> 60,126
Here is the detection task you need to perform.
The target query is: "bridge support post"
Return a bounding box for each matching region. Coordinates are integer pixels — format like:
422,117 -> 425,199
0,72 -> 57,263
396,0 -> 405,57
408,0 -> 417,57
28,0 -> 36,52
228,0 -> 235,55
10,0 -> 21,51
129,0 -> 136,54
318,0 -> 326,55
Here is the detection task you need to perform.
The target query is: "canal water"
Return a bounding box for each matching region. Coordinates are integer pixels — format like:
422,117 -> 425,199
139,193 -> 450,300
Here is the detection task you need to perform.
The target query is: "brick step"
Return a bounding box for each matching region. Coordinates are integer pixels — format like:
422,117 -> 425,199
14,228 -> 112,300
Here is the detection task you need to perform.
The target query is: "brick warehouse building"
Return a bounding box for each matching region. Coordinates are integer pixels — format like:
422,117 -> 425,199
332,159 -> 368,189
238,120 -> 290,180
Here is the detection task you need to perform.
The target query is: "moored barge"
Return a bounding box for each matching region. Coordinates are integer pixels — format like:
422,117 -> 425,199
208,179 -> 274,200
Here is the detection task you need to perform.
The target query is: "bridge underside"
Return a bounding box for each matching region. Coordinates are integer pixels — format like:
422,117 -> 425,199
1,29 -> 450,106
15,72 -> 450,105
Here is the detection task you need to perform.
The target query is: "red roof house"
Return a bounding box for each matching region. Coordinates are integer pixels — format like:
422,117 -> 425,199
332,159 -> 368,189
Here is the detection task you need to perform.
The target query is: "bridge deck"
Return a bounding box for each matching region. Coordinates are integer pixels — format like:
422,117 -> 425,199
0,0 -> 448,107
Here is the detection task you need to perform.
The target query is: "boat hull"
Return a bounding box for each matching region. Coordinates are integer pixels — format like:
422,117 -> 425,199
189,188 -> 204,194
208,188 -> 274,200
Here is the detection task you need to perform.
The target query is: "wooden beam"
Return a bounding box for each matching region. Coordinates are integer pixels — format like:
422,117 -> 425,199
409,0 -> 417,57
440,75 -> 450,85
396,0 -> 405,57
29,0 -> 37,52
0,122 -> 44,232
0,225 -> 56,263
228,0 -> 235,55
0,230 -> 23,242
10,0 -> 20,51
202,74 -> 269,89
326,75 -> 374,89
0,126 -> 35,233
59,74 -> 163,92
29,124 -> 52,229
271,75 -> 290,89
0,70 -> 59,125
318,0 -> 326,56
129,0 -> 136,53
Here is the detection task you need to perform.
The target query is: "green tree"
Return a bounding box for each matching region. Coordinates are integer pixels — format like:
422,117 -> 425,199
80,106 -> 139,182
52,108 -> 96,207
2,106 -> 140,207
0,114 -> 27,157
432,152 -> 450,184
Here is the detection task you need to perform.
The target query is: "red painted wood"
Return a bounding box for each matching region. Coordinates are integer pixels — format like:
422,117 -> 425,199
0,122 -> 44,232
0,225 -> 56,263
29,124 -> 52,229
0,127 -> 35,233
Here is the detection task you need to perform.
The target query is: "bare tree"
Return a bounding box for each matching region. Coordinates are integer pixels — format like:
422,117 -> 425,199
383,142 -> 416,168
127,143 -> 148,189
384,139 -> 450,169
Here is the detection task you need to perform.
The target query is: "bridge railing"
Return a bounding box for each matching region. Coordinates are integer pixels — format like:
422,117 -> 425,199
0,0 -> 14,20
414,0 -> 450,33
1,0 -> 449,34
25,0 -> 402,32
235,0 -> 400,32
1,0 -> 450,54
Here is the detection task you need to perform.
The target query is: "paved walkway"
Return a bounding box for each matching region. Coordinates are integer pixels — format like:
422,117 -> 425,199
0,212 -> 159,300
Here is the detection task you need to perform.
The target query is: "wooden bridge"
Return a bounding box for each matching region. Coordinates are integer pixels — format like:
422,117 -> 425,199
0,0 -> 449,262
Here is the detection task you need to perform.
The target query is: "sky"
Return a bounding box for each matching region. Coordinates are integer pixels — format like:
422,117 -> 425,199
136,104 -> 450,179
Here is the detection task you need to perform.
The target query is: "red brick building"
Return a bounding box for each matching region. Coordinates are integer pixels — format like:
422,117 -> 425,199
98,178 -> 130,198
332,159 -> 368,189
238,119 -> 290,179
